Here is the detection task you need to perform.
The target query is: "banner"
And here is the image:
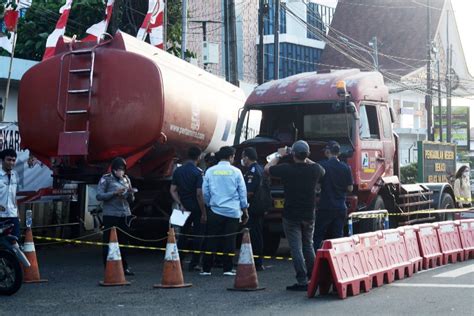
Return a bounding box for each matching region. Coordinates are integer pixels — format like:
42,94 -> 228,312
0,123 -> 53,191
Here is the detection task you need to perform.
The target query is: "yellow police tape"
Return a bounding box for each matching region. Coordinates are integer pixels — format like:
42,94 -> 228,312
32,208 -> 473,261
32,236 -> 292,261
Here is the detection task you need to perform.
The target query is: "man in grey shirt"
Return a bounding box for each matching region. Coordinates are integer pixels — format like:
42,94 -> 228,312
97,157 -> 135,275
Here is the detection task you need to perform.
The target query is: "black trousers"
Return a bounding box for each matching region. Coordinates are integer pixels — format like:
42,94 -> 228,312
313,210 -> 346,251
202,210 -> 240,273
102,215 -> 132,270
177,210 -> 205,266
246,213 -> 264,267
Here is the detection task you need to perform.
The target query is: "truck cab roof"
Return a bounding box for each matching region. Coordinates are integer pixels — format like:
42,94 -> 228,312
246,69 -> 389,107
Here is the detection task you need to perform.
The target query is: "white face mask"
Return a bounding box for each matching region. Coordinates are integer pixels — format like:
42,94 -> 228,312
114,169 -> 125,178
241,159 -> 246,167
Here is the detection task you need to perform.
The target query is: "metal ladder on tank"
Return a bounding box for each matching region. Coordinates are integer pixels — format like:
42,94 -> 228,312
57,48 -> 96,156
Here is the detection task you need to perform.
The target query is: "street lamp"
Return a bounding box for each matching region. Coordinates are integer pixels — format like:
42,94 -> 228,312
339,36 -> 379,71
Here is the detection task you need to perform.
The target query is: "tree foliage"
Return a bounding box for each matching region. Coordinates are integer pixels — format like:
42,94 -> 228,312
400,162 -> 418,184
1,0 -> 194,60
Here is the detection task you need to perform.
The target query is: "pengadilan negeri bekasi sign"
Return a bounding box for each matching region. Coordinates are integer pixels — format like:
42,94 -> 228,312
417,141 -> 456,183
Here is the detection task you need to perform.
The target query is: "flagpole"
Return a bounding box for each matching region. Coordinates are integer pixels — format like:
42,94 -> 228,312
1,30 -> 17,122
163,0 -> 167,50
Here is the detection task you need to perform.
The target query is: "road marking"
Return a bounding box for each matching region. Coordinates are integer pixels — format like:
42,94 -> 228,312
416,265 -> 449,274
389,283 -> 474,289
433,264 -> 474,278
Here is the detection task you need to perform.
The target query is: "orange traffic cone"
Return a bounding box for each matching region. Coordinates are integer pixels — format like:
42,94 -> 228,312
153,227 -> 192,288
228,228 -> 265,291
22,227 -> 48,283
99,227 -> 130,286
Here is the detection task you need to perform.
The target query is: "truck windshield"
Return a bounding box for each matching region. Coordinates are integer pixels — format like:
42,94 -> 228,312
240,102 -> 355,143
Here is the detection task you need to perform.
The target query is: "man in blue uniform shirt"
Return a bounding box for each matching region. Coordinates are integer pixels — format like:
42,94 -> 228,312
201,146 -> 248,276
314,141 -> 353,251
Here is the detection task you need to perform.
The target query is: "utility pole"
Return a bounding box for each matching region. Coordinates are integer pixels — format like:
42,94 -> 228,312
228,0 -> 239,86
368,36 -> 379,70
437,58 -> 442,142
446,45 -> 453,143
425,0 -> 433,141
181,0 -> 187,60
273,0 -> 280,80
257,0 -> 267,84
189,20 -> 222,70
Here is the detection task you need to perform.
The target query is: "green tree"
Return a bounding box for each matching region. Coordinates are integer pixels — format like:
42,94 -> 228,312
400,162 -> 418,184
1,0 -> 194,60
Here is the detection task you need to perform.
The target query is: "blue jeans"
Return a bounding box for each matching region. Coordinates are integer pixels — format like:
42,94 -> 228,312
282,217 -> 315,285
0,217 -> 21,239
313,210 -> 346,251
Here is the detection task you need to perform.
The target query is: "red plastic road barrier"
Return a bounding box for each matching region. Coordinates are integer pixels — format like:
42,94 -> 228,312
458,219 -> 474,259
436,221 -> 465,264
458,219 -> 474,258
354,232 -> 393,287
398,226 -> 423,273
381,229 -> 413,279
415,223 -> 443,269
308,237 -> 370,299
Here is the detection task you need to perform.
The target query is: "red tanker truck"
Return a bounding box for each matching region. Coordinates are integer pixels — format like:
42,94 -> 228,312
234,69 -> 456,254
18,31 -> 248,234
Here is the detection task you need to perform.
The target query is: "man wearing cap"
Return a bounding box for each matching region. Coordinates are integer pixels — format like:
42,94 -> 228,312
314,141 -> 353,251
265,140 -> 325,291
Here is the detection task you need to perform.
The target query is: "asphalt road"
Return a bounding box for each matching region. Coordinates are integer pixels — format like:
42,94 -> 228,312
1,243 -> 473,315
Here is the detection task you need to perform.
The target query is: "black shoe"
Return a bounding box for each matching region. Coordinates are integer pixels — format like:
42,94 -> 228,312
286,283 -> 308,291
124,268 -> 135,276
188,263 -> 202,272
256,265 -> 265,271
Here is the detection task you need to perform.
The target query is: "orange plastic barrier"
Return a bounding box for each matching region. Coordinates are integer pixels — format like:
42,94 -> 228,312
398,226 -> 423,273
355,232 -> 393,287
436,221 -> 465,264
308,237 -> 370,299
458,219 -> 474,259
415,223 -> 443,269
381,229 -> 413,279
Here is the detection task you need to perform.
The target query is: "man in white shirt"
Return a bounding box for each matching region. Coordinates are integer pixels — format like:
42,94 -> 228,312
0,149 -> 20,239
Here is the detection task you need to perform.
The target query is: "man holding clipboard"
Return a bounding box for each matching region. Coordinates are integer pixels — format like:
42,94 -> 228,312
170,147 -> 207,272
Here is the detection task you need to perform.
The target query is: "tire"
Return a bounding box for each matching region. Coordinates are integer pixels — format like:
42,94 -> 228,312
263,232 -> 281,256
357,196 -> 385,233
0,250 -> 23,296
436,193 -> 455,221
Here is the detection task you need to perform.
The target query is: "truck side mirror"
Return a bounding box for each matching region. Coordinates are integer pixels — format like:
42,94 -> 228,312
389,107 -> 396,123
346,102 -> 359,120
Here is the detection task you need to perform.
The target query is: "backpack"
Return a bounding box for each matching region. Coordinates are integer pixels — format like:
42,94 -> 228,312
250,175 -> 272,216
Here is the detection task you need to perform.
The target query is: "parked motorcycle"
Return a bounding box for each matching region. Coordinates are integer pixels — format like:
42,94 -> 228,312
0,223 -> 30,295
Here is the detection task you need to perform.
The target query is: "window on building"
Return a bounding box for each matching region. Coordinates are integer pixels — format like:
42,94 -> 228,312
400,101 -> 415,129
264,43 -> 322,81
359,105 -> 380,139
264,1 -> 287,35
307,3 -> 335,39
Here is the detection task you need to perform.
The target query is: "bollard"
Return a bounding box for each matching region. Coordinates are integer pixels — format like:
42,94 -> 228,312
384,213 -> 390,230
348,217 -> 354,236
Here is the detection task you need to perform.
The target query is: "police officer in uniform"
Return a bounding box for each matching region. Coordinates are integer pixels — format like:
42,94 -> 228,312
314,141 -> 353,251
97,157 -> 136,275
241,147 -> 266,271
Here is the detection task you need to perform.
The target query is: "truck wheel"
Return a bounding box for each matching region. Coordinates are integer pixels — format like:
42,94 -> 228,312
263,232 -> 281,256
436,193 -> 455,221
357,196 -> 385,233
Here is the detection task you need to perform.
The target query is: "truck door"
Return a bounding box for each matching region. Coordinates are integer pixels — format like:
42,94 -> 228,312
359,104 -> 384,187
379,105 -> 395,176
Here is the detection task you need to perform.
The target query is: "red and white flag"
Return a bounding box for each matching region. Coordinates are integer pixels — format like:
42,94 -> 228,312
136,0 -> 164,49
3,4 -> 19,32
83,0 -> 114,42
43,0 -> 73,60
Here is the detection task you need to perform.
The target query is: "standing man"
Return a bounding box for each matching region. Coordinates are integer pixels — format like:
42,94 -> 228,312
314,141 -> 353,251
97,157 -> 136,276
170,146 -> 207,271
0,149 -> 20,239
201,146 -> 249,276
241,147 -> 266,271
265,141 -> 324,291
